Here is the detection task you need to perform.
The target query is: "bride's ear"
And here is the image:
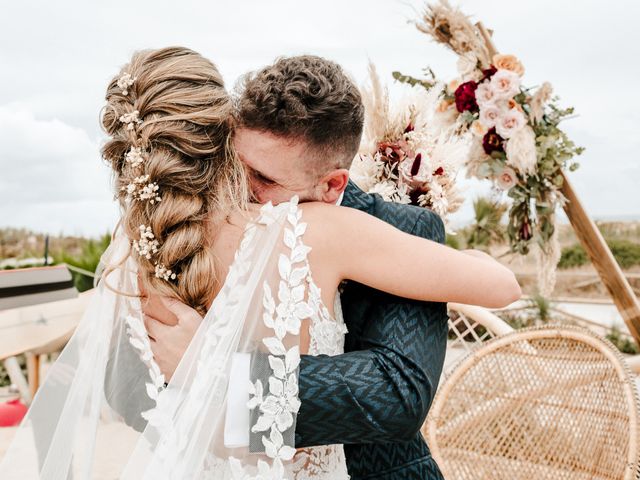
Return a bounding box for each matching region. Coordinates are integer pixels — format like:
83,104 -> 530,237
318,169 -> 349,204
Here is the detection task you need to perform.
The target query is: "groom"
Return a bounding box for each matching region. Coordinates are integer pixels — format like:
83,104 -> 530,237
149,55 -> 448,479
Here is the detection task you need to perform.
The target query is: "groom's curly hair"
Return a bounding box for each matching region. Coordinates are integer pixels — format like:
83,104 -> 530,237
236,55 -> 364,170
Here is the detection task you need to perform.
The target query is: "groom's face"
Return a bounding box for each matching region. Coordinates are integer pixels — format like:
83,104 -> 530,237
235,128 -> 323,205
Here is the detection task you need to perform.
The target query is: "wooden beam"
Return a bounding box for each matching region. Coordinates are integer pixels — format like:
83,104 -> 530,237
475,21 -> 640,343
25,353 -> 40,399
559,172 -> 640,340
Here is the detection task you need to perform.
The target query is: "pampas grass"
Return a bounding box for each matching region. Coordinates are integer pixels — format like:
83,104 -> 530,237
414,0 -> 490,67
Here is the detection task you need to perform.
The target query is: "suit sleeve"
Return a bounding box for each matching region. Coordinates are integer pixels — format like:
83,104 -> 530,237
294,209 -> 449,447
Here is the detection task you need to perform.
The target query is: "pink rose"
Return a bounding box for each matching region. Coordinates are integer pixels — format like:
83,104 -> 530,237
496,166 -> 518,190
495,109 -> 526,139
490,69 -> 521,100
475,83 -> 498,107
479,104 -> 502,128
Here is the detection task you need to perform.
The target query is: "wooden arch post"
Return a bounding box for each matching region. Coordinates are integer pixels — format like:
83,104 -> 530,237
477,22 -> 640,343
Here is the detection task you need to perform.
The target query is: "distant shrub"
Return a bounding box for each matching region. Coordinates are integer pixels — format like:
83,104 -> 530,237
608,239 -> 640,269
558,244 -> 589,269
54,233 -> 111,292
465,198 -> 507,250
558,239 -> 640,269
606,327 -> 640,355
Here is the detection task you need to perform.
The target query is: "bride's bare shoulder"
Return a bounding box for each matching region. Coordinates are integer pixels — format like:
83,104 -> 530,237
298,201 -> 372,247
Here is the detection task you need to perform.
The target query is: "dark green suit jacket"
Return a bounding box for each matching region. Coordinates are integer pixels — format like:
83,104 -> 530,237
294,181 -> 448,479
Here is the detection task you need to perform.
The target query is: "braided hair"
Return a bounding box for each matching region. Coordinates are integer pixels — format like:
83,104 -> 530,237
101,47 -> 248,315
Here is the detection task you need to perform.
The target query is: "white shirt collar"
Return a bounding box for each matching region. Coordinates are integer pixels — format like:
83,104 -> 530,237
336,192 -> 345,206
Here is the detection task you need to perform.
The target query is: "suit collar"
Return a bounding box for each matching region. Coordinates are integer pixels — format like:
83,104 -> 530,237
342,180 -> 374,213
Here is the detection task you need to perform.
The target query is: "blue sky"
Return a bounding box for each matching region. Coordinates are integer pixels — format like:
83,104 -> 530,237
0,0 -> 638,236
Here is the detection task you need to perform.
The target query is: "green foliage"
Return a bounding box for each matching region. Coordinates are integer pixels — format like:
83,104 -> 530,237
558,243 -> 589,269
445,233 -> 461,249
609,239 -> 640,269
558,240 -> 640,269
529,294 -> 551,323
466,197 -> 507,249
606,327 -> 640,355
391,69 -> 436,90
54,232 -> 111,292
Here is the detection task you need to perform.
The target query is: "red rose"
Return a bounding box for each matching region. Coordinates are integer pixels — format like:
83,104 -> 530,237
454,81 -> 479,113
482,127 -> 505,155
481,66 -> 498,82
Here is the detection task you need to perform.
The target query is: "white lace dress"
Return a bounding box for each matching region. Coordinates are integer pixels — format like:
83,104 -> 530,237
182,200 -> 349,480
286,281 -> 350,479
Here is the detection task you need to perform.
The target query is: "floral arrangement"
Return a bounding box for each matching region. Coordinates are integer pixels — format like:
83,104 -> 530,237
350,64 -> 468,223
386,0 -> 583,294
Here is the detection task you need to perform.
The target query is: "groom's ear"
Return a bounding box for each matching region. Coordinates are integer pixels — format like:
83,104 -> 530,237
318,169 -> 349,204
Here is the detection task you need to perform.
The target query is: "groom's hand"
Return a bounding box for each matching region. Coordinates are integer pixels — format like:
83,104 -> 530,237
143,296 -> 203,381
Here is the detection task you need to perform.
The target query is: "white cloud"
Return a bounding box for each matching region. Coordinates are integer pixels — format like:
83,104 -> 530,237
0,105 -> 118,234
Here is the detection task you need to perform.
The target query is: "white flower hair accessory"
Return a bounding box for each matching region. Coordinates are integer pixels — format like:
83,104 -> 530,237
132,225 -> 159,259
119,110 -> 141,131
125,147 -> 145,168
117,72 -> 136,96
154,263 -> 177,281
122,175 -> 162,204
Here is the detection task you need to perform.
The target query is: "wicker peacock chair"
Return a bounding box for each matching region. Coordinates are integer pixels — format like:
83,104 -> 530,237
424,325 -> 640,480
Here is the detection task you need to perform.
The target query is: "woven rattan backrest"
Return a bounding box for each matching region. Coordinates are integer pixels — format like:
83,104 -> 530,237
425,325 -> 640,480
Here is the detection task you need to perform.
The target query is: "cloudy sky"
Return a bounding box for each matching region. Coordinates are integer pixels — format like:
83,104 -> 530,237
1,0 -> 638,237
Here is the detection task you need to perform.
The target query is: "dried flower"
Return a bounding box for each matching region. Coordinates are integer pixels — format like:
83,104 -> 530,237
529,82 -> 553,124
505,125 -> 537,175
125,147 -> 145,168
437,99 -> 455,112
416,0 -> 490,66
121,175 -> 162,204
154,263 -> 177,281
456,52 -> 478,78
133,225 -> 159,260
119,110 -> 141,131
350,154 -> 384,192
117,72 -> 136,96
471,120 -> 488,137
378,141 -> 407,164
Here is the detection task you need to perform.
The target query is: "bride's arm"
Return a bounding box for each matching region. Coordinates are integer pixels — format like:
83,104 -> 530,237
302,202 -> 521,308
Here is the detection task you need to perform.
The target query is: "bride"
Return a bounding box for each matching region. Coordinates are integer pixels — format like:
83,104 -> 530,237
0,47 -> 520,479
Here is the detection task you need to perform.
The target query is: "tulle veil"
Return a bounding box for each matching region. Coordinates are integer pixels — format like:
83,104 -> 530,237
0,199 -> 307,479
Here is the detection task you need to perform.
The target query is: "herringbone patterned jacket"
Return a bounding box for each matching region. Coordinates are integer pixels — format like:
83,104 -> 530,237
294,181 -> 448,479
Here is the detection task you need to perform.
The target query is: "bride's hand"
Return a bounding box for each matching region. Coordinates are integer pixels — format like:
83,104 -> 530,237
143,297 -> 203,381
